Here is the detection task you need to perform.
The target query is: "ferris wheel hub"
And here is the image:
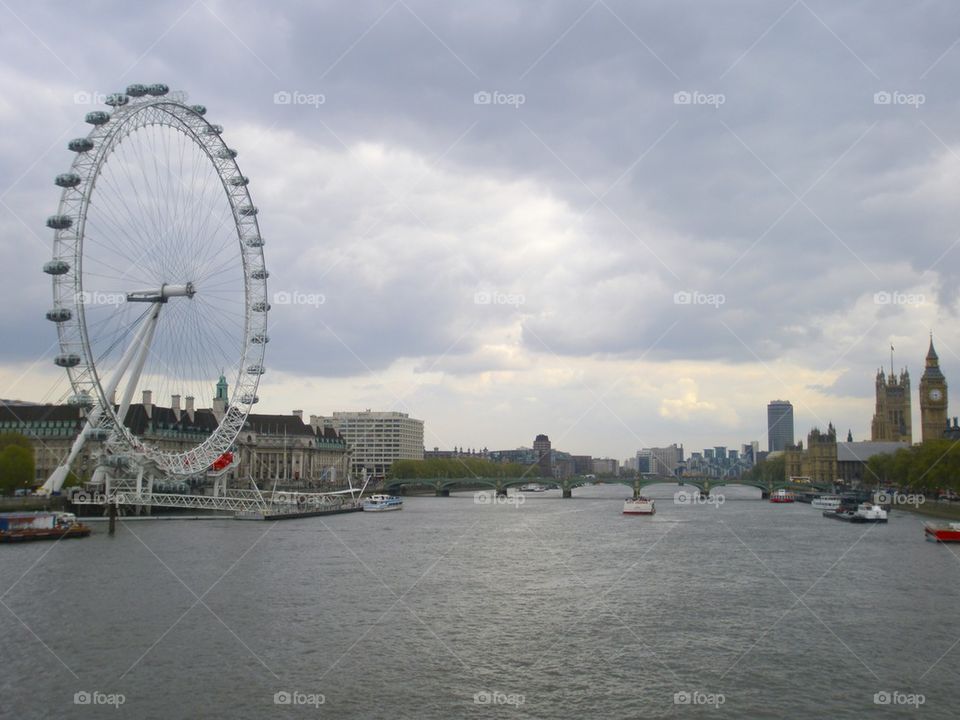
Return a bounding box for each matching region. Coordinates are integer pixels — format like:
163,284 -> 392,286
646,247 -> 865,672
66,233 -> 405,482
126,282 -> 196,303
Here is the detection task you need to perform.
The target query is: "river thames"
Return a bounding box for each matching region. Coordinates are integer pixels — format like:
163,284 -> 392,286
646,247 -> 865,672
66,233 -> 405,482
2,484 -> 957,718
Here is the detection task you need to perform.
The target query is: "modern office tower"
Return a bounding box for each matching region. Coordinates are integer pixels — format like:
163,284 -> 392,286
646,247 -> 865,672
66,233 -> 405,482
767,400 -> 794,452
533,434 -> 553,477
325,410 -> 424,478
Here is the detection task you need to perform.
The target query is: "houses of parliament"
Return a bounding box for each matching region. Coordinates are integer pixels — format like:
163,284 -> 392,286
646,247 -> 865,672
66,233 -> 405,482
871,336 -> 952,444
785,337 -> 954,485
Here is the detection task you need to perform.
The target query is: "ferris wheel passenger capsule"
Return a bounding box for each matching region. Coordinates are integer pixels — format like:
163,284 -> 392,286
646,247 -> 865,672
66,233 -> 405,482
245,236 -> 264,247
67,391 -> 93,408
46,308 -> 72,322
125,84 -> 148,97
240,394 -> 259,405
43,259 -> 70,275
203,124 -> 223,135
54,353 -> 81,368
229,176 -> 249,186
85,111 -> 110,126
251,301 -> 270,312
68,138 -> 94,153
147,83 -> 169,96
246,364 -> 265,375
251,269 -> 269,280
216,148 -> 237,159
55,173 -> 82,188
251,334 -> 269,344
101,455 -> 129,468
191,104 -> 207,115
238,205 -> 258,217
46,215 -> 73,230
105,93 -> 128,107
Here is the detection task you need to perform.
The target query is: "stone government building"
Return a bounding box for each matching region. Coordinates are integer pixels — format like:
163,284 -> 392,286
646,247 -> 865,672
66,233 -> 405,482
784,338 -> 955,485
0,380 -> 350,489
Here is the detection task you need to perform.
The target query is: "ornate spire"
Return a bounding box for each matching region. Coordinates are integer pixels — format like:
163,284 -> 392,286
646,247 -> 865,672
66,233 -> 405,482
215,373 -> 228,402
927,333 -> 939,365
922,332 -> 945,383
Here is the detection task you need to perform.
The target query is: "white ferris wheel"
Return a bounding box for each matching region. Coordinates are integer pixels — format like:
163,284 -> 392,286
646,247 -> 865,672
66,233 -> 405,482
42,83 -> 268,493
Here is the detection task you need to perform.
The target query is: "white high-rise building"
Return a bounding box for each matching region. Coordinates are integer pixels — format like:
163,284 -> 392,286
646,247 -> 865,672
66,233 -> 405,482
644,444 -> 684,476
314,410 -> 424,479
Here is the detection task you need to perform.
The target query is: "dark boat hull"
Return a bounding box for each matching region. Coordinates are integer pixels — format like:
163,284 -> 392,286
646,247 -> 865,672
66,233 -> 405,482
823,511 -> 886,523
0,525 -> 91,543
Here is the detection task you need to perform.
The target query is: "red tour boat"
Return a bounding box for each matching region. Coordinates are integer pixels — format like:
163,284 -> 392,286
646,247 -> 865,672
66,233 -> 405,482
924,522 -> 960,543
769,489 -> 795,503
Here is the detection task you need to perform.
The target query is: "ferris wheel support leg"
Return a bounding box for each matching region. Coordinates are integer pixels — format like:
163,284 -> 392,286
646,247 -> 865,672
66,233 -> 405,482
42,302 -> 164,495
116,302 -> 162,427
94,465 -> 110,496
41,405 -> 104,494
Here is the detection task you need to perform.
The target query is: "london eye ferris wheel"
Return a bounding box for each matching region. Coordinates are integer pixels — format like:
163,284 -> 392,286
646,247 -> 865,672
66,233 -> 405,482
42,83 -> 268,493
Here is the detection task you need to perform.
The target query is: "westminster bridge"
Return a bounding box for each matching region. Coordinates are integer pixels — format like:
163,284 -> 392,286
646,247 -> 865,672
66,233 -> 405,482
382,475 -> 833,499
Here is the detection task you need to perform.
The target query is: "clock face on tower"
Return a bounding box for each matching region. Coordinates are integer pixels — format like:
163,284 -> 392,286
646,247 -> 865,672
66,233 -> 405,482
930,388 -> 943,402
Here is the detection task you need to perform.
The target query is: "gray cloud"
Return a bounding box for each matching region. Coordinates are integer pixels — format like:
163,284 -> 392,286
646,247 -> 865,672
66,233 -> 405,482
2,0 -> 959,454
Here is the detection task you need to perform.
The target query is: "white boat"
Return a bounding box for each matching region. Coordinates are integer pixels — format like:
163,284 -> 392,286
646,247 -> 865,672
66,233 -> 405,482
853,502 -> 888,523
520,483 -> 547,492
623,497 -> 655,515
811,495 -> 842,510
363,494 -> 403,512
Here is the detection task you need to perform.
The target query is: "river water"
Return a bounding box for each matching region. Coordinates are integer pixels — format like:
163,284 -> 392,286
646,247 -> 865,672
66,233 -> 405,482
1,484 -> 958,719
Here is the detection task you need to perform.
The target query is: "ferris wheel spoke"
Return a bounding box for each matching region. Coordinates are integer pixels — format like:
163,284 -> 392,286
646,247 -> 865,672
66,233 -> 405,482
156,128 -> 192,281
93,164 -> 162,257
86,183 -> 170,282
83,204 -> 159,273
189,200 -> 237,274
193,253 -> 244,288
78,251 -> 152,287
110,138 -> 167,278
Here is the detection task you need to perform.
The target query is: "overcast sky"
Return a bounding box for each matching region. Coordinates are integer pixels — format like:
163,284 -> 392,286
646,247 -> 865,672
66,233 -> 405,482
2,0 -> 959,459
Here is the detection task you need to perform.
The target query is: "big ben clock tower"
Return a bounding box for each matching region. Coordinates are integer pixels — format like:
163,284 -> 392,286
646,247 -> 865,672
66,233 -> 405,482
919,335 -> 948,443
